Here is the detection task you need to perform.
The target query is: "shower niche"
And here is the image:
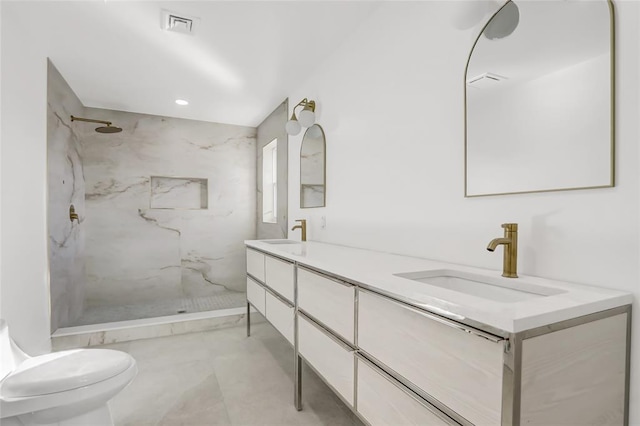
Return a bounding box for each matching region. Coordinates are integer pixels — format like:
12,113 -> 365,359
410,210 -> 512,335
150,176 -> 208,210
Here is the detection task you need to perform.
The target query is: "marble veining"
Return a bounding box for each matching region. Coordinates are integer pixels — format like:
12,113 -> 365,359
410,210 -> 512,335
137,209 -> 182,235
86,177 -> 149,201
47,60 -> 87,331
81,108 -> 257,312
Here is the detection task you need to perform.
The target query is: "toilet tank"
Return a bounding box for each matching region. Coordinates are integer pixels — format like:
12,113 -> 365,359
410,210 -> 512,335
0,320 -> 29,380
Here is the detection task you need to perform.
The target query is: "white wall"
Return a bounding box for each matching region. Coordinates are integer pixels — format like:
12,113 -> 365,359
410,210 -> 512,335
287,1 -> 640,420
0,3 -> 51,354
0,4 -> 3,331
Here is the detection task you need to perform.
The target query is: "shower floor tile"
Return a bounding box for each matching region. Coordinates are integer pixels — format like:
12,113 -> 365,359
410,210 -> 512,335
74,292 -> 247,326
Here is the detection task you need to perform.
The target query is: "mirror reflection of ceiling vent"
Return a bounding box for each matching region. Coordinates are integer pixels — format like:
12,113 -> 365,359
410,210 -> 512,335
466,72 -> 507,89
162,10 -> 199,35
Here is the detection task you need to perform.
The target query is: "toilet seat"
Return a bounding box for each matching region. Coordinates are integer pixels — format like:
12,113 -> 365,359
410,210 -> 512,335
1,349 -> 134,398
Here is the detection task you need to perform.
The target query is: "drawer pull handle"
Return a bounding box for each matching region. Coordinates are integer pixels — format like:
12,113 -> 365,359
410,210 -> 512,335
355,352 -> 459,425
266,253 -> 294,264
299,311 -> 356,351
400,304 -> 504,343
298,265 -> 354,287
247,273 -> 265,285
399,302 -> 503,343
265,286 -> 294,308
360,289 -> 504,344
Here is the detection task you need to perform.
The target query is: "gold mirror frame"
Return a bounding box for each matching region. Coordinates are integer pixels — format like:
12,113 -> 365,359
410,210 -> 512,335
463,0 -> 615,198
300,124 -> 326,208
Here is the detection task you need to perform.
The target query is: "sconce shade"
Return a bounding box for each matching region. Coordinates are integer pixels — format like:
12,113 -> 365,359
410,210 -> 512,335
483,1 -> 519,40
286,98 -> 316,135
286,118 -> 302,135
298,109 -> 316,127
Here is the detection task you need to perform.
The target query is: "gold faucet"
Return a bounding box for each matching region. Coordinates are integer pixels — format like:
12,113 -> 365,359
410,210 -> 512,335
487,223 -> 518,278
291,219 -> 307,242
69,205 -> 79,223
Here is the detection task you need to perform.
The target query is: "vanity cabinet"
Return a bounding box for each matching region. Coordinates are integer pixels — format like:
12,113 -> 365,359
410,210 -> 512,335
298,314 -> 355,406
358,289 -> 504,425
245,244 -> 631,426
246,249 -> 265,282
357,288 -> 628,426
246,248 -> 295,346
356,355 -> 454,426
246,276 -> 266,315
297,267 -> 355,344
265,291 -> 294,345
265,255 -> 295,303
519,313 -> 628,425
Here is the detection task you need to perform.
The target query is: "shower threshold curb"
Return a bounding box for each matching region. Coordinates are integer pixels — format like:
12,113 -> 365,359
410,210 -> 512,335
52,306 -> 264,350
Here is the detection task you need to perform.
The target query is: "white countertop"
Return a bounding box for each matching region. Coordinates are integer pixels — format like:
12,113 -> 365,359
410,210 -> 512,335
245,240 -> 632,334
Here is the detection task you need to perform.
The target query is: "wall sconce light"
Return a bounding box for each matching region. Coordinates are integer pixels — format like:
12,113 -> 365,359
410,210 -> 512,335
286,98 -> 316,136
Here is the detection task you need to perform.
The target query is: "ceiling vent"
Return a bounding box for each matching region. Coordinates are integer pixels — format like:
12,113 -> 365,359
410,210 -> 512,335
466,72 -> 507,89
162,10 -> 199,35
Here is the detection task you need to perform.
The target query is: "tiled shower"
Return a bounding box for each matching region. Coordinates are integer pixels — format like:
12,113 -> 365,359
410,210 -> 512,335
47,61 -> 257,330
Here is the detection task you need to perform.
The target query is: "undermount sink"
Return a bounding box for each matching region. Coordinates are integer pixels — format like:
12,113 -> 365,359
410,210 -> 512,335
262,240 -> 301,245
394,269 -> 566,303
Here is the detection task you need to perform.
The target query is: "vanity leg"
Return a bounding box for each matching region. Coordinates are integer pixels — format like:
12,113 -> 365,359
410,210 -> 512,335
246,302 -> 251,337
294,354 -> 303,411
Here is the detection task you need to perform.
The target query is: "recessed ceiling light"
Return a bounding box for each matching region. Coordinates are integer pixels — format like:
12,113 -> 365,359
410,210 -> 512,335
175,99 -> 189,106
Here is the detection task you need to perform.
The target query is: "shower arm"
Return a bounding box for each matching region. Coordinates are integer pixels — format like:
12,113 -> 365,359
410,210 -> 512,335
70,115 -> 113,126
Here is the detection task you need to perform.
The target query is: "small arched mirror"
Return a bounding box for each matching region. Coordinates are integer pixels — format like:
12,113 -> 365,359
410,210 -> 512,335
300,124 -> 326,208
465,0 -> 614,197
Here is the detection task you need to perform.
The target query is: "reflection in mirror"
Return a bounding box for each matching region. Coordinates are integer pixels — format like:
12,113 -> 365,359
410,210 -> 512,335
465,0 -> 613,197
300,124 -> 326,208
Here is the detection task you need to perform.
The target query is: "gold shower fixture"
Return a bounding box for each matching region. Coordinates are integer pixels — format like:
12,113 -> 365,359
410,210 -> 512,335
70,115 -> 123,134
285,98 -> 316,136
69,205 -> 79,223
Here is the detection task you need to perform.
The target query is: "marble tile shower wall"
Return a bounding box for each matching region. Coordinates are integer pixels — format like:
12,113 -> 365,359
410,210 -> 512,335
81,108 -> 257,309
47,60 -> 87,331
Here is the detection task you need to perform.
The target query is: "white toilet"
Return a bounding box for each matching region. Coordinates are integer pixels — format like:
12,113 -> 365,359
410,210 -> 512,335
0,320 -> 137,426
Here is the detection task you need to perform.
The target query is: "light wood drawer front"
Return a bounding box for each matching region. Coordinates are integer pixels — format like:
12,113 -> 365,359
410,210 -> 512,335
358,290 -> 504,426
246,277 -> 265,315
357,358 -> 454,426
520,313 -> 627,426
265,292 -> 294,345
298,315 -> 355,406
264,256 -> 294,303
297,268 -> 355,344
246,249 -> 265,282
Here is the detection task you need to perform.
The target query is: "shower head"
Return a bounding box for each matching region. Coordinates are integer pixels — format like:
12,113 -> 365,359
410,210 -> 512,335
95,125 -> 123,134
70,115 -> 122,134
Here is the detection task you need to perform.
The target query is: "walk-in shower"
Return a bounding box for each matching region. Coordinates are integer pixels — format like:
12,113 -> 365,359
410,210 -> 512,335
48,61 -> 256,332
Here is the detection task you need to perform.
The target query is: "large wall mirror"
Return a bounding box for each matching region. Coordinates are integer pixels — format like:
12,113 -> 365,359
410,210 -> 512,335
465,0 -> 614,197
300,124 -> 326,208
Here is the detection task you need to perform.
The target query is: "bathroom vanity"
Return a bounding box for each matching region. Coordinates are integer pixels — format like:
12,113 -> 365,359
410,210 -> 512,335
245,240 -> 632,426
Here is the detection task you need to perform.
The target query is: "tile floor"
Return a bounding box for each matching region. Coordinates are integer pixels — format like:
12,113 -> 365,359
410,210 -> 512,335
101,320 -> 363,425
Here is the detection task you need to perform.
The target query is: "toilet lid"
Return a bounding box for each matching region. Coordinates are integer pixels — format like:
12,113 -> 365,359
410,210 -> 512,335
1,349 -> 134,398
